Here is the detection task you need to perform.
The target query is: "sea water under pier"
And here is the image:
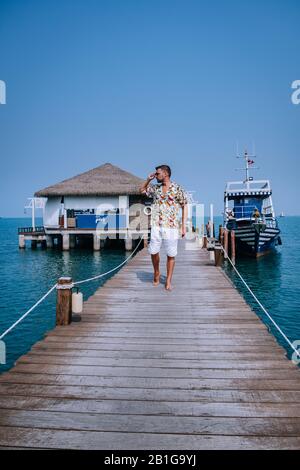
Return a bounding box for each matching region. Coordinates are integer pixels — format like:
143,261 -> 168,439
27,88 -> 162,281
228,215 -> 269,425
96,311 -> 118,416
0,240 -> 300,449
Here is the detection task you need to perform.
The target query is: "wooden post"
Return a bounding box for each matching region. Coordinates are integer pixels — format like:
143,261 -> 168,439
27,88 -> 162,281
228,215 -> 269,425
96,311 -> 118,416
220,227 -> 224,245
218,225 -> 223,242
202,235 -> 207,249
210,203 -> 214,238
214,246 -> 224,266
56,277 -> 73,326
231,230 -> 236,265
223,229 -> 228,259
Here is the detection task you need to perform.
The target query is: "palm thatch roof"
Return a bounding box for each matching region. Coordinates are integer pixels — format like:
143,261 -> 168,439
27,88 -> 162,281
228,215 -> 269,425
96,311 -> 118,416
34,163 -> 145,197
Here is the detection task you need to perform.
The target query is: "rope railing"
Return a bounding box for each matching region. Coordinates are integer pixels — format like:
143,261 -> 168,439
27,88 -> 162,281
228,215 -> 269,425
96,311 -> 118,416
0,284 -> 57,341
0,237 -> 144,340
219,244 -> 300,359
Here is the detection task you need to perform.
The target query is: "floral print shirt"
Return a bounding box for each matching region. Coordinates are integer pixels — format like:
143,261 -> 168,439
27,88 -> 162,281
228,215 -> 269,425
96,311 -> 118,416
144,181 -> 188,229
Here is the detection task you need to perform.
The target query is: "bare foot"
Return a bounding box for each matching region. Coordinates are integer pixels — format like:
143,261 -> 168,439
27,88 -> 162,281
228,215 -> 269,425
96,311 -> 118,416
153,271 -> 160,286
165,281 -> 172,291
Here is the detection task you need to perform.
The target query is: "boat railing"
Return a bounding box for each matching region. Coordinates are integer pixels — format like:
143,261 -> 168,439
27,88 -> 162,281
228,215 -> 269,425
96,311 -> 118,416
225,213 -> 277,228
18,226 -> 45,234
264,218 -> 277,228
225,179 -> 271,193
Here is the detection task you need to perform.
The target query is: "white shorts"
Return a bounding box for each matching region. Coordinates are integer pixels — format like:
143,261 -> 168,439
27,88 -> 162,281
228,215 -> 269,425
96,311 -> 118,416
148,226 -> 179,257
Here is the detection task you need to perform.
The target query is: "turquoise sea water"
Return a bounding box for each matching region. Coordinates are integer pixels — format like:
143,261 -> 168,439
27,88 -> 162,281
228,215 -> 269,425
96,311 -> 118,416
0,216 -> 299,373
0,218 -> 129,373
220,216 -> 300,360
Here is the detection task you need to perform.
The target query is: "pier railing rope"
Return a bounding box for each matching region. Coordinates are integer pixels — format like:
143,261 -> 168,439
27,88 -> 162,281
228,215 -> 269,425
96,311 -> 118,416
0,283 -> 57,341
0,237 -> 144,341
218,244 -> 300,359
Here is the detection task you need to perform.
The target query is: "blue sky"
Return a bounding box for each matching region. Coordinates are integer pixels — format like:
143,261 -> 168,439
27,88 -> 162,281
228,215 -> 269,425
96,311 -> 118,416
0,0 -> 299,216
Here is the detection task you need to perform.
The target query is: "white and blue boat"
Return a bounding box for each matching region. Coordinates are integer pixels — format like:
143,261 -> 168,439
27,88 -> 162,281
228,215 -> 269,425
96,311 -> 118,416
223,150 -> 282,257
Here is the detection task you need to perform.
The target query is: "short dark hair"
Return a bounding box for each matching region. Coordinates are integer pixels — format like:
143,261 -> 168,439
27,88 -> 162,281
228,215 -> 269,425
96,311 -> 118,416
155,164 -> 171,177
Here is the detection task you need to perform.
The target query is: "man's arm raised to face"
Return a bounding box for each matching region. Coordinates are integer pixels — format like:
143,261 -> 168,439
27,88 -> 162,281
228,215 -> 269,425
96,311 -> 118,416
139,172 -> 156,194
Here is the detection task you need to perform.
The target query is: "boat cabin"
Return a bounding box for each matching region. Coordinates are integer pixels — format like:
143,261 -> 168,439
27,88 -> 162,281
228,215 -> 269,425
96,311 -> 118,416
224,179 -> 276,227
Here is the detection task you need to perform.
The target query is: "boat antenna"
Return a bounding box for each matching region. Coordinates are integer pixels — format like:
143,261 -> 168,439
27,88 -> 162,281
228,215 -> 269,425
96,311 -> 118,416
235,147 -> 259,185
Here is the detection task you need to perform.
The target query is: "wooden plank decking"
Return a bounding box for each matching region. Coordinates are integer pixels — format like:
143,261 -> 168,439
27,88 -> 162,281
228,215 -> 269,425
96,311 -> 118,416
0,240 -> 300,449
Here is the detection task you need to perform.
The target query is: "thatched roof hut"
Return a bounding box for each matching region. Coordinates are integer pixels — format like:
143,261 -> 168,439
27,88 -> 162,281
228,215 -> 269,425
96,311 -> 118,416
34,163 -> 145,197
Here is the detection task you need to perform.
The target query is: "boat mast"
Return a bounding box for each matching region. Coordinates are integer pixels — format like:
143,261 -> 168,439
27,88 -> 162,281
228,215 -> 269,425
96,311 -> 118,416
235,148 -> 258,188
245,151 -> 250,188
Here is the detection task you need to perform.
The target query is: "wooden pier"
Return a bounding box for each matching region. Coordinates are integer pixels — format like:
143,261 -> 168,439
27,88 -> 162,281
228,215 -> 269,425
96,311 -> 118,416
1,240 -> 300,449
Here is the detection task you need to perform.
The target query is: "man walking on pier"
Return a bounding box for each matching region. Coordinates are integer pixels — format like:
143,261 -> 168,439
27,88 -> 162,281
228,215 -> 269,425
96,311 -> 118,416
140,165 -> 188,290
